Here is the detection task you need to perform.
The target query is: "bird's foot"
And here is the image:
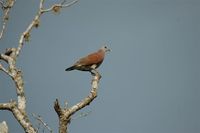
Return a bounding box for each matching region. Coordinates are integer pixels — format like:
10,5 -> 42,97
90,69 -> 101,79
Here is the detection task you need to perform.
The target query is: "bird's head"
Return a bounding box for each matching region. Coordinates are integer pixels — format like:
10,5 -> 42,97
100,46 -> 111,52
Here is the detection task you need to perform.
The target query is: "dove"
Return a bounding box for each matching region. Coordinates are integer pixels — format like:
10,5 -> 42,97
65,46 -> 110,75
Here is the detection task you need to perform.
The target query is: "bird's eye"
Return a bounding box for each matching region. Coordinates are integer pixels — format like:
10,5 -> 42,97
104,46 -> 107,49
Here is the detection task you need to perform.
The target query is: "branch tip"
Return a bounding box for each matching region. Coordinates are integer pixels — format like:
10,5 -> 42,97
0,0 -> 15,39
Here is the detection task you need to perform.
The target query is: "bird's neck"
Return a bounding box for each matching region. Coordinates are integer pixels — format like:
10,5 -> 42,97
97,49 -> 105,57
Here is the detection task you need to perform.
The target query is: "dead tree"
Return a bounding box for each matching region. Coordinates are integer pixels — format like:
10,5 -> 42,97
0,0 -> 101,133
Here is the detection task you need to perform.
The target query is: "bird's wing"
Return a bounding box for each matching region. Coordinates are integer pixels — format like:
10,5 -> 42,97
75,52 -> 104,66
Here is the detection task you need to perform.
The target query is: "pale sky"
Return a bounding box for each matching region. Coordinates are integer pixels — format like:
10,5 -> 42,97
0,0 -> 200,133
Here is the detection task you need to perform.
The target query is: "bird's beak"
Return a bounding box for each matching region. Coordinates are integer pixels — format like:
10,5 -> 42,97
106,48 -> 111,52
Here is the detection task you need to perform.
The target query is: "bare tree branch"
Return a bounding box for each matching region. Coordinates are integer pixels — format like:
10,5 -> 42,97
0,100 -> 36,132
1,1 -> 104,133
0,49 -> 27,112
0,0 -> 16,39
0,0 -> 79,133
16,0 -> 78,57
54,74 -> 101,133
32,113 -> 53,133
0,101 -> 15,110
0,47 -> 36,133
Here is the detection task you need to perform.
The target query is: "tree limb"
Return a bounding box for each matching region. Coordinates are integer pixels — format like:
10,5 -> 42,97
54,73 -> 101,133
0,0 -> 79,133
0,100 -> 36,132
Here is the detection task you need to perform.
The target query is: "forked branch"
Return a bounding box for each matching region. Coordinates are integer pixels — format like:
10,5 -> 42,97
54,74 -> 101,133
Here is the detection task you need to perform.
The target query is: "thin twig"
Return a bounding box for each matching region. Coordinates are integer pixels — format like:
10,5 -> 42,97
0,0 -> 4,8
39,0 -> 45,9
72,111 -> 92,120
61,0 -> 67,5
62,0 -> 79,8
0,63 -> 10,75
41,0 -> 78,13
32,113 -> 53,133
0,0 -> 8,9
0,0 -> 16,39
16,0 -> 78,57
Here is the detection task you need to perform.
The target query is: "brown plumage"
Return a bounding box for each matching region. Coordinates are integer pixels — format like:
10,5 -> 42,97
65,46 -> 110,73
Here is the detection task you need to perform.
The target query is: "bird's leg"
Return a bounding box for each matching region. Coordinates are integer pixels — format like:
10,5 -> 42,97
90,69 -> 97,76
90,69 -> 101,79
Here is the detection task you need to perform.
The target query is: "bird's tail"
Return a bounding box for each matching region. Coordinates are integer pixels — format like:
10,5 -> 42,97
65,66 -> 75,71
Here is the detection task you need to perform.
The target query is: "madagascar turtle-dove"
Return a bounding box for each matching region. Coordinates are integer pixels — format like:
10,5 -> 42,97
65,46 -> 110,74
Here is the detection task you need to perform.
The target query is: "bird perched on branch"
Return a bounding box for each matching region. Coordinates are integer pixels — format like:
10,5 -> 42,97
65,46 -> 110,75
